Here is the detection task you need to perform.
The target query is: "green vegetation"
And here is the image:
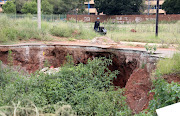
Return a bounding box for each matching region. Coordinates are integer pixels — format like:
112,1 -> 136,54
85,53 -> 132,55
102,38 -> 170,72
136,53 -> 180,115
0,16 -> 50,43
145,44 -> 157,54
105,23 -> 180,44
42,0 -> 53,14
0,16 -> 98,43
21,1 -> 37,14
148,78 -> 180,115
157,53 -> 180,75
95,0 -> 144,15
162,0 -> 180,14
0,57 -> 132,115
2,0 -> 16,13
1,15 -> 180,45
4,0 -> 86,14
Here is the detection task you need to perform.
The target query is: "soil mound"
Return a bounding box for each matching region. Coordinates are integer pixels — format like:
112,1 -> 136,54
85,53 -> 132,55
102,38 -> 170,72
91,36 -> 117,45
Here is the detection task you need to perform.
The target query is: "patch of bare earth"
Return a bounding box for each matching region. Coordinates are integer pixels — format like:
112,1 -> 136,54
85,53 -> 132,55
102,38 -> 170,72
163,73 -> 180,83
125,69 -> 152,114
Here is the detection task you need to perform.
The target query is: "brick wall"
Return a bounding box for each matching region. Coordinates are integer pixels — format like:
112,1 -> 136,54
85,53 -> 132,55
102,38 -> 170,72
67,14 -> 180,23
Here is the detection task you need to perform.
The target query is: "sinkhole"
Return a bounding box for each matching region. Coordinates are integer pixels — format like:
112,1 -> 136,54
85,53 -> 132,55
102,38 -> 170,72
0,44 -> 158,88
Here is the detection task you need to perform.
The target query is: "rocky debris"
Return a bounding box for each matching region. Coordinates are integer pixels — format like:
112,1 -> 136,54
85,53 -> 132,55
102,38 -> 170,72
130,29 -> 137,32
91,36 -> 117,45
125,69 -> 152,114
40,66 -> 61,75
163,73 -> 180,83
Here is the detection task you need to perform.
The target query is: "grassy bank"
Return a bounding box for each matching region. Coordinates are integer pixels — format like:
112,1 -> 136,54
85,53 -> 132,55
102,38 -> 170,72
137,53 -> 180,115
0,16 -> 99,44
0,16 -> 180,44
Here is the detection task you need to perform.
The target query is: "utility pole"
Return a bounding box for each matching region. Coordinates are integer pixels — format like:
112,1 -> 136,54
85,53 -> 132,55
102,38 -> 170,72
155,0 -> 159,37
37,0 -> 41,29
148,0 -> 150,15
88,0 -> 90,15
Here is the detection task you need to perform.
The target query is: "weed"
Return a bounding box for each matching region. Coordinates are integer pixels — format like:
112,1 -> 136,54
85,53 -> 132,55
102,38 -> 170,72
44,59 -> 50,68
141,62 -> 146,69
157,53 -> 180,75
145,44 -> 157,54
8,50 -> 13,66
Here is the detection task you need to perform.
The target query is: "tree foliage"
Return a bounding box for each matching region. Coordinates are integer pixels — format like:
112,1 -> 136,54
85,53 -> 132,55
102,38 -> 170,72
42,0 -> 53,14
94,0 -> 144,15
2,0 -> 16,13
15,0 -> 26,13
162,0 -> 180,14
13,0 -> 87,14
48,0 -> 86,14
21,1 -> 37,14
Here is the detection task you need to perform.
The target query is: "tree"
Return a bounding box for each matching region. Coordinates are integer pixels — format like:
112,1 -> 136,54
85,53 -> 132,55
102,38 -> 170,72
15,0 -> 26,13
2,0 -> 16,13
42,0 -> 53,14
162,0 -> 180,14
94,0 -> 144,15
48,0 -> 87,14
21,1 -> 37,14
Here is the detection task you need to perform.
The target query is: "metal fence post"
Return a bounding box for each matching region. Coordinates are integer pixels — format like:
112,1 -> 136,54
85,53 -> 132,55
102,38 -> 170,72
156,0 -> 159,37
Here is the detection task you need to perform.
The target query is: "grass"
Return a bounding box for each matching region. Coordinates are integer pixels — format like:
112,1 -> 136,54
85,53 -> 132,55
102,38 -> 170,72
0,15 -> 180,45
104,23 -> 180,44
0,16 -> 99,44
0,16 -> 51,43
157,53 -> 180,75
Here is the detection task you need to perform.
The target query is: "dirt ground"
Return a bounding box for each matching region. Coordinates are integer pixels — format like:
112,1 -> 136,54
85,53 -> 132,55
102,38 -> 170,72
17,36 -> 178,50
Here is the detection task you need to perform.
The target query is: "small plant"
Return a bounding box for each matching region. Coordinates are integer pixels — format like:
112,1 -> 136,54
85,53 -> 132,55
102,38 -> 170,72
141,62 -> 146,69
145,44 -> 157,54
8,49 -> 13,66
44,59 -> 50,67
68,38 -> 76,41
64,54 -> 74,67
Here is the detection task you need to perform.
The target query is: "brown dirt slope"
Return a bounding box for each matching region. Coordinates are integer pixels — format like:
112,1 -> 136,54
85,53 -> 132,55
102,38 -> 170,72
125,69 -> 152,114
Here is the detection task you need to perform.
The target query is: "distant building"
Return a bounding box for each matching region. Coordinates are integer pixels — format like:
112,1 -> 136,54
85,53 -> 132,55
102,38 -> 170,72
84,0 -> 166,15
84,0 -> 104,15
0,0 -> 7,13
144,0 -> 166,14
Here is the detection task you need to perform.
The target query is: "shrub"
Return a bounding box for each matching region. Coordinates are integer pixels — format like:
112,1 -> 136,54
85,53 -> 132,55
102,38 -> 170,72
2,0 -> 16,13
0,57 -> 132,115
148,78 -> 180,115
50,24 -> 74,37
50,22 -> 98,39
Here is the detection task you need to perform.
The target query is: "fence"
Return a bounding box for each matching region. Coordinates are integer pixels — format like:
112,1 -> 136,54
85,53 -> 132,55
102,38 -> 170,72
67,14 -> 180,24
0,13 -> 66,22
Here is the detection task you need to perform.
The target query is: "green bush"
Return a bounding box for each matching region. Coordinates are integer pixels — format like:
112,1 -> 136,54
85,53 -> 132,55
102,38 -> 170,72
0,57 -> 132,115
50,22 -> 98,40
50,24 -> 74,37
2,0 -> 16,13
148,78 -> 180,115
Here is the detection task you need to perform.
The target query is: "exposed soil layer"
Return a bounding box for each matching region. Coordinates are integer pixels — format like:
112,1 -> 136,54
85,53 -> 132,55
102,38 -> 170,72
163,73 -> 180,83
125,69 -> 152,114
